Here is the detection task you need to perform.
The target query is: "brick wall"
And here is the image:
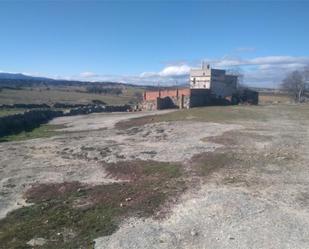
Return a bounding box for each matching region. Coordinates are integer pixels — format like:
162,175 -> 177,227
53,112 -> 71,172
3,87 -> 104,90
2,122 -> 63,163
144,88 -> 190,101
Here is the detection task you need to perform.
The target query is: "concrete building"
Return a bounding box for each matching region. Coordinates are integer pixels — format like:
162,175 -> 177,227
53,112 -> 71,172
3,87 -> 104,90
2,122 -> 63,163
140,64 -> 247,111
190,63 -> 238,98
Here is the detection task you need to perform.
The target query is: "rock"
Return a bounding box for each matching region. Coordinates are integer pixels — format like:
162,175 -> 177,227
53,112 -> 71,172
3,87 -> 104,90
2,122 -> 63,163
190,228 -> 198,236
27,238 -> 46,246
125,197 -> 132,202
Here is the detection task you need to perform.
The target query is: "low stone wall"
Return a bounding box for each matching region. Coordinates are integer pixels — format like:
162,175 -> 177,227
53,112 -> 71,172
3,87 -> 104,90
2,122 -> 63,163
189,89 -> 213,107
66,105 -> 131,116
0,104 -> 132,138
232,89 -> 259,105
157,97 -> 177,110
241,90 -> 259,105
0,109 -> 63,137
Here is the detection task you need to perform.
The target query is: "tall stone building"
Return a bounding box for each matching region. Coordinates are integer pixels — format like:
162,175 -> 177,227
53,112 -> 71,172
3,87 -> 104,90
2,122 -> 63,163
140,64 -> 246,111
190,63 -> 238,98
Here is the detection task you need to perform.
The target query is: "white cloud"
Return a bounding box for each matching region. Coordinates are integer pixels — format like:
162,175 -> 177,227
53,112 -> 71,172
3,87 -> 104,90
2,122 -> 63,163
249,56 -> 309,65
80,72 -> 99,78
208,56 -> 309,68
158,65 -> 191,77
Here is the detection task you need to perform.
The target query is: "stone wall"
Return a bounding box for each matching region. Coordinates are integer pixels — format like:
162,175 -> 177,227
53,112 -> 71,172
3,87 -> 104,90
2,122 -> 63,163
142,89 -> 212,110
157,97 -> 178,110
66,105 -> 131,116
0,104 -> 131,139
0,109 -> 63,138
189,89 -> 213,108
141,88 -> 244,110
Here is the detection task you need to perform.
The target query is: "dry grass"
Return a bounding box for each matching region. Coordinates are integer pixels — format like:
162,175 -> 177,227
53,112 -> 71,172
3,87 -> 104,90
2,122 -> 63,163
0,88 -> 142,105
259,92 -> 291,105
116,104 -> 309,130
116,105 -> 268,129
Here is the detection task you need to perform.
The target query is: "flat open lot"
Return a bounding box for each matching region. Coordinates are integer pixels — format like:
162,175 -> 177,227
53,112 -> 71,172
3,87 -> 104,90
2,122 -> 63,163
0,104 -> 309,248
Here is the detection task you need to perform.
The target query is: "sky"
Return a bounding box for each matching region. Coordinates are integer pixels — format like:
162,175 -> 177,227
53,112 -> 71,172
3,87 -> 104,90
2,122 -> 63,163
0,1 -> 309,87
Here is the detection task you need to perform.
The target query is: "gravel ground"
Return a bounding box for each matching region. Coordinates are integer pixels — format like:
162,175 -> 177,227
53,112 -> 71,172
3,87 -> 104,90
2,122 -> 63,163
95,106 -> 309,249
1,105 -> 309,249
0,110 -> 239,219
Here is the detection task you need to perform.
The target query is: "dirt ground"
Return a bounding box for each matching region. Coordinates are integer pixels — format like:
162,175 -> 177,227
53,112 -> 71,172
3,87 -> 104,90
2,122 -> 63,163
1,105 -> 309,248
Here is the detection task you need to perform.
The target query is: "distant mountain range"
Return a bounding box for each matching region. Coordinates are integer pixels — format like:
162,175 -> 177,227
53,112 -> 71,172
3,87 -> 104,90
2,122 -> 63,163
0,72 -> 153,89
0,72 -> 53,81
0,72 -> 190,90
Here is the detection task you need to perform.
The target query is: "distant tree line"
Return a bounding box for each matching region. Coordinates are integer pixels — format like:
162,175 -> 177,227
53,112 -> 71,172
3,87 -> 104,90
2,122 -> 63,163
86,86 -> 123,95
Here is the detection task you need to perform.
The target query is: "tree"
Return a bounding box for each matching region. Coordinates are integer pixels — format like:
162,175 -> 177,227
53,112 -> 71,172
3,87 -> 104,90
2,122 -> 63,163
303,66 -> 309,84
281,70 -> 306,102
227,67 -> 244,88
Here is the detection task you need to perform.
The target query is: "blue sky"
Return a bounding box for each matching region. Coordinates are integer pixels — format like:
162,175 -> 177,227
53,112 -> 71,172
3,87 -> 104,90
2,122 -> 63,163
0,1 -> 308,87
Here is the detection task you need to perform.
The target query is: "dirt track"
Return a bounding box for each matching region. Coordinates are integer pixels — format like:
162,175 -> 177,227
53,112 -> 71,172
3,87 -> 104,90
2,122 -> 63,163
1,105 -> 309,248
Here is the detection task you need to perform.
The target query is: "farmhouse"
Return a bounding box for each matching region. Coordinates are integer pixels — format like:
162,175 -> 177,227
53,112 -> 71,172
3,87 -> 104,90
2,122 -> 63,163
190,63 -> 238,98
141,64 -> 254,110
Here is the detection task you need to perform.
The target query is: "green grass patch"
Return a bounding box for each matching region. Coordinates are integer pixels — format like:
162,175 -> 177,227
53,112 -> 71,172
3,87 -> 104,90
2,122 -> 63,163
142,162 -> 182,178
191,152 -> 235,177
0,200 -> 118,249
0,161 -> 186,249
0,124 -> 65,142
0,108 -> 25,117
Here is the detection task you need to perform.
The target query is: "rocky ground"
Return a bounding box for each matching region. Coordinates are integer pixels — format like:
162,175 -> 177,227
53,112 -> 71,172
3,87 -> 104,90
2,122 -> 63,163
0,105 -> 309,249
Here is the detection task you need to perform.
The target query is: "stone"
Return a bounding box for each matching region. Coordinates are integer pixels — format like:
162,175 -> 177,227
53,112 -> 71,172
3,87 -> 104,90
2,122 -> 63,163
27,238 -> 46,246
190,228 -> 198,236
